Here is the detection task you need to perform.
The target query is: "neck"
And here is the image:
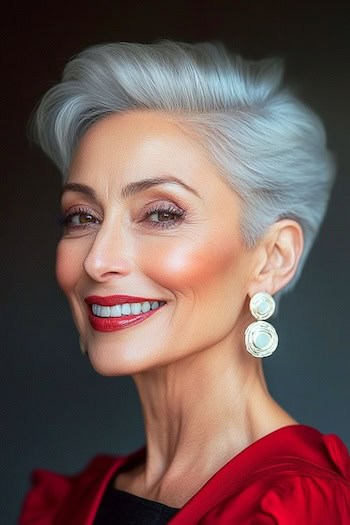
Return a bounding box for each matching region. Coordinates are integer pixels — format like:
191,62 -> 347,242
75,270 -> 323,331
130,335 -> 295,503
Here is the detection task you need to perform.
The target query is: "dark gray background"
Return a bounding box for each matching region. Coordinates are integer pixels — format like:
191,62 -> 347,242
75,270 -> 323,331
2,1 -> 350,523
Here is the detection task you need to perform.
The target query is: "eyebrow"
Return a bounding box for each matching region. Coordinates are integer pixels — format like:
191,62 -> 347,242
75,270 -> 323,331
60,183 -> 96,201
60,176 -> 201,200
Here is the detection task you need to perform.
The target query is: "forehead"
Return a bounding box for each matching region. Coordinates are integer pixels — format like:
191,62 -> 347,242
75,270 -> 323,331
68,110 -> 218,181
66,110 -> 242,221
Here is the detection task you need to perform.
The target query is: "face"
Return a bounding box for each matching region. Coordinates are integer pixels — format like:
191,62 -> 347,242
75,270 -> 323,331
57,111 -> 258,375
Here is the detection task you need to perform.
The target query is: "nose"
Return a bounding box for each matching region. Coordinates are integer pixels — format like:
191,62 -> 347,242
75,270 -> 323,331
83,221 -> 133,282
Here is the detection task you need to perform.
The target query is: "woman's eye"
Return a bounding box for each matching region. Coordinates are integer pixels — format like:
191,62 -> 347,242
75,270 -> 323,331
143,205 -> 185,229
148,210 -> 180,222
68,213 -> 97,225
58,208 -> 101,230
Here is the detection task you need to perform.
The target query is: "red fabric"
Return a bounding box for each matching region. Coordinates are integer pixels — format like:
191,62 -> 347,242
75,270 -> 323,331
18,425 -> 350,524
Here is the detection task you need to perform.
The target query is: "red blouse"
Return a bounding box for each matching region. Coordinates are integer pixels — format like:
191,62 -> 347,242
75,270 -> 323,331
18,425 -> 350,524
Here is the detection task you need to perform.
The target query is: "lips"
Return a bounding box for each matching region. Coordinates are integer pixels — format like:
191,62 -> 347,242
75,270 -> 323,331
85,295 -> 160,306
84,295 -> 166,332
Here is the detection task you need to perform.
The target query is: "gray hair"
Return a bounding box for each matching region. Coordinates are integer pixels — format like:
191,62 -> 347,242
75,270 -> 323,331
31,40 -> 336,296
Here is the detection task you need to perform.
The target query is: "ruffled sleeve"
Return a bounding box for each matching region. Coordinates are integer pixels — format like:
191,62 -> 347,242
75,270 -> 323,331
254,474 -> 350,524
18,468 -> 73,524
192,432 -> 350,525
253,434 -> 350,524
18,455 -> 119,525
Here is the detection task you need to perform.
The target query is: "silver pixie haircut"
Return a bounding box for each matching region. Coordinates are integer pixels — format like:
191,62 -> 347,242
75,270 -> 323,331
31,40 -> 335,296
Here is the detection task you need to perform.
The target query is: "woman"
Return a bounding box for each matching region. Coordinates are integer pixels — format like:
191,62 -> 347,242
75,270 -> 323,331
19,40 -> 350,524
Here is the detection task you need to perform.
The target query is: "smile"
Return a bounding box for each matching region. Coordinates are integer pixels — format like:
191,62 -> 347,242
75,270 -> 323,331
92,301 -> 165,318
84,295 -> 167,332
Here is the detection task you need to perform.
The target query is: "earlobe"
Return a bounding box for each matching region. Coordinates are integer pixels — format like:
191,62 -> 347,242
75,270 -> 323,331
249,219 -> 304,297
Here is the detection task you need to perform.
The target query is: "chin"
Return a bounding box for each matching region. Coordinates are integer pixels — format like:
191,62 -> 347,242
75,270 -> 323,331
87,351 -> 141,377
85,343 -> 164,377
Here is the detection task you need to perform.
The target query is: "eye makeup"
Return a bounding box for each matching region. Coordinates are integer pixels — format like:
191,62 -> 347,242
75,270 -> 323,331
58,200 -> 187,233
137,201 -> 186,230
57,205 -> 102,232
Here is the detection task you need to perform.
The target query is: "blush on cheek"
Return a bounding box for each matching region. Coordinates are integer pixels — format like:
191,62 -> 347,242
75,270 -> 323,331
55,242 -> 77,295
140,236 -> 243,291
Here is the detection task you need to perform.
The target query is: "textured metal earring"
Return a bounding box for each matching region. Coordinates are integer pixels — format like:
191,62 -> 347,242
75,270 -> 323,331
244,292 -> 278,358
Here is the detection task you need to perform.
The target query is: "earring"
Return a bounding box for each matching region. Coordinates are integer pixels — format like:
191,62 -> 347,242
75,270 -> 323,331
244,292 -> 278,358
79,336 -> 87,356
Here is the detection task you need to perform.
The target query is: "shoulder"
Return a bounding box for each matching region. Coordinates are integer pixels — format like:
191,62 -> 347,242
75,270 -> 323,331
205,459 -> 350,525
18,455 -> 118,525
194,426 -> 350,525
213,474 -> 350,525
268,432 -> 350,522
255,471 -> 350,524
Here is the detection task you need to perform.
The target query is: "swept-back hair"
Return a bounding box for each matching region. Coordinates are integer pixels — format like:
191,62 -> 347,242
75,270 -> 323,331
31,40 -> 336,295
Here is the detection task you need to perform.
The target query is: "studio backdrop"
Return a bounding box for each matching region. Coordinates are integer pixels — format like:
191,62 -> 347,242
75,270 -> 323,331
2,2 -> 349,524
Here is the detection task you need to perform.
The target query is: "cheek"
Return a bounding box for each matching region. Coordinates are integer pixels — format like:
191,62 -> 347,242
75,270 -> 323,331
139,234 -> 244,293
55,240 -> 81,294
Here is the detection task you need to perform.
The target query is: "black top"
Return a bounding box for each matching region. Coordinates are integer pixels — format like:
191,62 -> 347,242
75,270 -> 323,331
93,483 -> 180,524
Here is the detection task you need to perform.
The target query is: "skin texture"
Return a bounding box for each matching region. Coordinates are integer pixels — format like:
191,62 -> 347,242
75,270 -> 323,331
57,110 -> 304,506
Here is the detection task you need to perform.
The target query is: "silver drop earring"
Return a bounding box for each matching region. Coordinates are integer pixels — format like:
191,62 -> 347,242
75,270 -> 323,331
244,292 -> 278,358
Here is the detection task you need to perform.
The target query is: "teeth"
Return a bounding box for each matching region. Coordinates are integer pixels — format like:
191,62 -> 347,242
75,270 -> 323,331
92,304 -> 101,316
121,303 -> 131,315
131,303 -> 142,315
141,301 -> 151,313
110,305 -> 121,317
100,306 -> 110,318
91,301 -> 165,318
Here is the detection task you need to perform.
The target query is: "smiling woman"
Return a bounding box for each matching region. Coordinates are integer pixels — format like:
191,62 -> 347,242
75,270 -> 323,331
57,110 -> 258,377
19,41 -> 350,524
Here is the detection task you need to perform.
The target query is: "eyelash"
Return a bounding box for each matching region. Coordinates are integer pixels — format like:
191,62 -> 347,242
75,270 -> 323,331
57,203 -> 186,231
141,203 -> 185,229
57,206 -> 101,230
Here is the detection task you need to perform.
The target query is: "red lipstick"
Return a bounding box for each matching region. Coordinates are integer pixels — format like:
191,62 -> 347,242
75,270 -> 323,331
84,295 -> 166,332
85,295 -> 159,306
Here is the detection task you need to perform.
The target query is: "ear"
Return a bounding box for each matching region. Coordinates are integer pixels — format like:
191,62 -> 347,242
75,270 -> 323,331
248,219 -> 304,297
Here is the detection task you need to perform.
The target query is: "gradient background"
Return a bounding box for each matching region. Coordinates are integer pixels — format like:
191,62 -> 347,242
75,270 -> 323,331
3,1 -> 350,523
